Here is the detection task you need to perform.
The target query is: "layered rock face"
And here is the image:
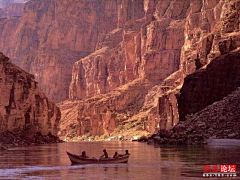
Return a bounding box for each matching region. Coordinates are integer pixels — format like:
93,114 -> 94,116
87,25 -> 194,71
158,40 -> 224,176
60,0 -> 188,139
62,0 -> 240,140
177,0 -> 240,120
0,53 -> 60,144
156,0 -> 240,130
60,78 -> 152,140
2,0 -> 240,140
148,0 -> 240,143
69,0 -> 185,100
178,51 -> 240,120
0,0 -> 122,102
149,87 -> 240,145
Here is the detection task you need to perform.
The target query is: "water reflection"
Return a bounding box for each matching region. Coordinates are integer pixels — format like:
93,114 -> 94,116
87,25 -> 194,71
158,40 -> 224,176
0,142 -> 240,179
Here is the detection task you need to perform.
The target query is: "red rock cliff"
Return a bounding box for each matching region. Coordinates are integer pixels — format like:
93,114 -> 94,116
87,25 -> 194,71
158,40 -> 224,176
1,0 -> 240,140
0,53 -> 60,140
60,0 -> 188,139
0,0 -> 122,103
61,0 -> 240,140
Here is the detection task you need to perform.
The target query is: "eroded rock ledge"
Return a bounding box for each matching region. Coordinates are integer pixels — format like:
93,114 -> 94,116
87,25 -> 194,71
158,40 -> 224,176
0,53 -> 61,147
148,87 -> 240,145
147,48 -> 240,145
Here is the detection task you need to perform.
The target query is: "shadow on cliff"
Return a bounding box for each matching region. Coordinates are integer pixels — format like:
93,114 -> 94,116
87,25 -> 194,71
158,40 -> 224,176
178,50 -> 240,121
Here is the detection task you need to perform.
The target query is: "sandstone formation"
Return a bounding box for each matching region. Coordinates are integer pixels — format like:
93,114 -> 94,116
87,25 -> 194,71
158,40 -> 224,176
69,0 -> 185,101
178,51 -> 240,121
61,0 -> 240,140
60,78 -> 151,140
61,0 -> 187,139
0,53 -> 61,146
148,87 -> 240,145
0,0 -> 123,103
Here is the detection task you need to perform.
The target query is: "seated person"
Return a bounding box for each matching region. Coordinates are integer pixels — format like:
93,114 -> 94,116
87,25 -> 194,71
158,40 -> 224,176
119,150 -> 130,157
113,151 -> 119,158
125,150 -> 130,155
80,151 -> 89,158
100,149 -> 108,158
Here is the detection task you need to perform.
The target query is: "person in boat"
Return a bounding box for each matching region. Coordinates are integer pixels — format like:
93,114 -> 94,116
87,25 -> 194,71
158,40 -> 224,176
119,150 -> 130,157
113,151 -> 119,158
100,149 -> 108,158
80,151 -> 89,158
125,150 -> 130,155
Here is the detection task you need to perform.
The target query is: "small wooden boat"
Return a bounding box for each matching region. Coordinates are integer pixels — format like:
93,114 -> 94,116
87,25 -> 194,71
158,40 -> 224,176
66,151 -> 130,165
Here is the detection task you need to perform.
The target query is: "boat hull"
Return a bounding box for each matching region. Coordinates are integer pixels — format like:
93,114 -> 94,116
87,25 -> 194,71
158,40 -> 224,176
66,151 -> 129,165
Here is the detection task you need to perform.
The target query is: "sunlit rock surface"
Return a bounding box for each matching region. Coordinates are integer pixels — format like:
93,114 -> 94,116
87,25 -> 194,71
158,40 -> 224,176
61,0 -> 240,140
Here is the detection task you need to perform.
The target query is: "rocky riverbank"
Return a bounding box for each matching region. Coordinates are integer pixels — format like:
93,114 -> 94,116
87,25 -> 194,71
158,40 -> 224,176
146,88 -> 240,145
0,131 -> 62,149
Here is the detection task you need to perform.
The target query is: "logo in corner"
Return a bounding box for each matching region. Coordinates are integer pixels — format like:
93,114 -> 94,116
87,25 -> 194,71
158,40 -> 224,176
203,165 -> 237,177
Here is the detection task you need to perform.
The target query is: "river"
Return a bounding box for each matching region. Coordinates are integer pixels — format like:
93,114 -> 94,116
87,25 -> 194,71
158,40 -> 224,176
0,141 -> 239,179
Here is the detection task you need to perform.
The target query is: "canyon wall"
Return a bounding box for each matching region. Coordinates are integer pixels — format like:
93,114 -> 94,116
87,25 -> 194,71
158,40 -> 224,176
61,0 -> 240,140
59,0 -> 188,139
1,0 -> 240,140
178,51 -> 240,121
0,53 -> 60,141
178,0 -> 240,120
0,0 -> 122,102
69,0 -> 186,100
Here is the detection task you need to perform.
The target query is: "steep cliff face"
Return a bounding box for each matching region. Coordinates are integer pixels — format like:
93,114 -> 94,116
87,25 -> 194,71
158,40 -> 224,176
0,53 -> 60,142
0,17 -> 20,60
178,0 -> 240,120
155,0 -> 224,131
60,0 -> 240,140
69,0 -> 186,101
149,87 -> 240,145
60,78 -> 151,140
156,0 -> 240,129
0,0 -> 122,102
178,51 -> 240,121
60,0 -> 188,139
2,0 -> 240,140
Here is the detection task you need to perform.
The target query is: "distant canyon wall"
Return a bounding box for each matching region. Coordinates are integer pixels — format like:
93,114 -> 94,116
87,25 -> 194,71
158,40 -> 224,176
0,0 -> 122,103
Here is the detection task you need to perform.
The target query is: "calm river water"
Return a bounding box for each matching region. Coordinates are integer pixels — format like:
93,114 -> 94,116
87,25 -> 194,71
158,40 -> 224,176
0,141 -> 239,179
